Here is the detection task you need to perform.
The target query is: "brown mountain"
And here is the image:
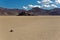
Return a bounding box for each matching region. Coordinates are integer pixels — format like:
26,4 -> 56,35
0,7 -> 60,16
0,7 -> 26,16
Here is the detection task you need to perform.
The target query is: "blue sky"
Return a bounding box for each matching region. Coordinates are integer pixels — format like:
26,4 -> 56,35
0,0 -> 37,9
0,0 -> 60,9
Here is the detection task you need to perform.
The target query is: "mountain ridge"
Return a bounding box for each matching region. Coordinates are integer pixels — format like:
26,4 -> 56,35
0,7 -> 60,16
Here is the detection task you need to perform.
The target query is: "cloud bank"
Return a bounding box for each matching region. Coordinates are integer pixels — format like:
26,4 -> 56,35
23,0 -> 60,10
23,6 -> 28,10
28,5 -> 41,8
55,0 -> 60,4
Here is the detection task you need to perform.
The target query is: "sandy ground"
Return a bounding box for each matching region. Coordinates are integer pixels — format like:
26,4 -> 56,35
0,16 -> 60,40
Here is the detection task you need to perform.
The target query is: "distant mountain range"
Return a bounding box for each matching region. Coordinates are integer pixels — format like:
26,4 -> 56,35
0,7 -> 60,16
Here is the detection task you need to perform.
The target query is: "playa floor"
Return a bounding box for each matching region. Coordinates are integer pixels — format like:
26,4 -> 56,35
0,16 -> 60,40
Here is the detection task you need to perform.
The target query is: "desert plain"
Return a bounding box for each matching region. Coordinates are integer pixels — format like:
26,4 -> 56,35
0,16 -> 60,40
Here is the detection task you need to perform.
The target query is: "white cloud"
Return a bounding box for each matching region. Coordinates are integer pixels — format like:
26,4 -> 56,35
42,0 -> 53,4
37,0 -> 58,8
55,0 -> 60,4
42,0 -> 49,2
28,4 -> 41,8
51,4 -> 58,7
49,0 -> 53,3
37,1 -> 41,4
22,0 -> 58,10
43,5 -> 51,7
28,5 -> 33,8
23,6 -> 28,10
43,4 -> 58,8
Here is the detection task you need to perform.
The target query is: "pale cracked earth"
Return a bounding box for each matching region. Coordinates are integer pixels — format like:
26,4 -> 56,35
0,16 -> 60,40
